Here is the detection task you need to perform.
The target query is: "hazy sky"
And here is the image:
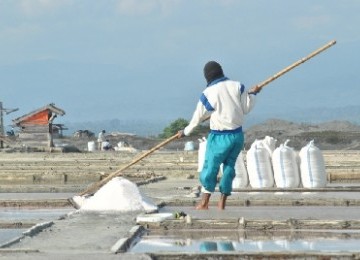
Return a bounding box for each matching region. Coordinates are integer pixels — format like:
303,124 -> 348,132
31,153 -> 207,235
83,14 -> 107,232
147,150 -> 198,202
1,0 -> 359,130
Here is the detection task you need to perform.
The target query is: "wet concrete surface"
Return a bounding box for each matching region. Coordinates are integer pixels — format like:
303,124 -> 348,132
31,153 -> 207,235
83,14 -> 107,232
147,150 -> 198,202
1,177 -> 360,259
160,205 -> 360,221
1,210 -> 140,260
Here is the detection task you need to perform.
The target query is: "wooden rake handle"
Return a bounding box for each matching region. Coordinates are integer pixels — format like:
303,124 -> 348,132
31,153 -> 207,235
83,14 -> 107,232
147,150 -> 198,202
251,40 -> 336,93
77,40 -> 337,197
79,133 -> 179,196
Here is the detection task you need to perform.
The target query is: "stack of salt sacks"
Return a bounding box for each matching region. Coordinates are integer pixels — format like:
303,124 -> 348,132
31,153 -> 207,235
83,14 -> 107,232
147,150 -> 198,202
198,137 -> 248,188
199,136 -> 327,189
247,137 -> 327,188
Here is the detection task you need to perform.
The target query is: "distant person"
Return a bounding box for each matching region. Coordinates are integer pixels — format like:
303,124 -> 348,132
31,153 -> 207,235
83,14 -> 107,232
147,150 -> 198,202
102,139 -> 113,151
177,61 -> 261,210
6,129 -> 15,136
97,130 -> 106,150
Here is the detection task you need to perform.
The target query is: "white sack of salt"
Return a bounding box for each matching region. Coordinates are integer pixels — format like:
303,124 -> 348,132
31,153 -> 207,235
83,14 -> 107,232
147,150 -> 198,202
246,139 -> 274,188
299,140 -> 327,188
272,139 -> 300,188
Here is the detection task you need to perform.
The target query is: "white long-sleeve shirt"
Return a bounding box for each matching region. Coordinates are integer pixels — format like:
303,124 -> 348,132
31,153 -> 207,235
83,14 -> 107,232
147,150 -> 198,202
184,78 -> 256,136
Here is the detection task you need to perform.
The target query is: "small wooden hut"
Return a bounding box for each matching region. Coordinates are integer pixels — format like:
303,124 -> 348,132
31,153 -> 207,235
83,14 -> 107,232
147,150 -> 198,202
13,103 -> 66,148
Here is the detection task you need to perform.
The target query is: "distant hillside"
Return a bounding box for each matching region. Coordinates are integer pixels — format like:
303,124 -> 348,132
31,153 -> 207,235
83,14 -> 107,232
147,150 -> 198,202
55,118 -> 360,152
59,118 -> 360,151
245,119 -> 360,150
248,105 -> 360,127
58,105 -> 360,138
62,118 -> 170,137
247,119 -> 360,134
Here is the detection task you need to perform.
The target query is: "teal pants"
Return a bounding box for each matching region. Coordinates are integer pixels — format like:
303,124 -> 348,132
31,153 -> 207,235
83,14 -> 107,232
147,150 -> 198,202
200,132 -> 244,196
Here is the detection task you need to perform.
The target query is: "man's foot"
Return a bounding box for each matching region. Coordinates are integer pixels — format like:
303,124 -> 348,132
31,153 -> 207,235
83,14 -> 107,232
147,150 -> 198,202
195,193 -> 211,210
218,194 -> 227,210
195,203 -> 209,210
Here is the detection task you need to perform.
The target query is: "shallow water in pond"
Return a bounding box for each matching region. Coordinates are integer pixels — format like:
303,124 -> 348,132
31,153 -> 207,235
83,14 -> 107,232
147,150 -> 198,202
0,208 -> 73,221
0,229 -> 27,245
130,230 -> 360,253
0,208 -> 73,247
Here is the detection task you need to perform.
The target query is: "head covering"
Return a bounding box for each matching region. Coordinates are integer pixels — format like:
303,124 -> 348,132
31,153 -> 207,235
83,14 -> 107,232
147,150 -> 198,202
203,61 -> 224,84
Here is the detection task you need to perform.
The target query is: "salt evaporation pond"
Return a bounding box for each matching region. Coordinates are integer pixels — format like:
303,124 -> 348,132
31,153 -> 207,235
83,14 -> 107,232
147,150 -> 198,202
130,230 -> 360,253
0,229 -> 27,245
0,208 -> 73,221
0,207 -> 73,246
1,177 -> 157,247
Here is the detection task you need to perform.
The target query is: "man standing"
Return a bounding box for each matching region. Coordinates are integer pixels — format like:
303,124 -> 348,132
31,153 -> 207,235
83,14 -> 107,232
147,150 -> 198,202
97,130 -> 106,151
178,61 -> 261,210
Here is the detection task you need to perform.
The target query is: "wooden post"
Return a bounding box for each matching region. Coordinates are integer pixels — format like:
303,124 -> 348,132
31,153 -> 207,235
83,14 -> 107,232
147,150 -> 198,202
48,124 -> 54,149
0,102 -> 4,149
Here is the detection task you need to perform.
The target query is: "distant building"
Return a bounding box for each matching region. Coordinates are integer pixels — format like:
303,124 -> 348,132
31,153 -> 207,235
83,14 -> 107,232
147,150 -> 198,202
12,103 -> 66,148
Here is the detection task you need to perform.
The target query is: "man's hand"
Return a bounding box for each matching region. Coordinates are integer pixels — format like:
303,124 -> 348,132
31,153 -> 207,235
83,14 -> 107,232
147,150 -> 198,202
249,85 -> 262,94
177,130 -> 185,139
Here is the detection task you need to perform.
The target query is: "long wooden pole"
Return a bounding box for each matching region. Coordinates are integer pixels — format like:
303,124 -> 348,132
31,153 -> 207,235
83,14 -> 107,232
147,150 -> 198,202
78,133 -> 179,196
72,40 -> 337,201
253,40 -> 336,92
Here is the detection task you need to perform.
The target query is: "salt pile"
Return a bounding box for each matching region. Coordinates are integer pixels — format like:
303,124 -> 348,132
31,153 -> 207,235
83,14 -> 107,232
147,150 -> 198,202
79,177 -> 158,213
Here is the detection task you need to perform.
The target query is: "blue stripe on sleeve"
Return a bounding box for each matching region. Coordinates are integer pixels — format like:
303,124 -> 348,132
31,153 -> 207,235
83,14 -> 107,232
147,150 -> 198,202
200,93 -> 214,111
240,83 -> 245,94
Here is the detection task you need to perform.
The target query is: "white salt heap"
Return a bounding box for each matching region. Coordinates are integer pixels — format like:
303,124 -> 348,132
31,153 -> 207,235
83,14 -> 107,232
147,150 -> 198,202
79,177 -> 158,213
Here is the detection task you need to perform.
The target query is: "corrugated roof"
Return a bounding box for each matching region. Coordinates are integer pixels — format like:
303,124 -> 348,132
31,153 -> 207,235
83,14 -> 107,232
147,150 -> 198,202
13,103 -> 65,125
